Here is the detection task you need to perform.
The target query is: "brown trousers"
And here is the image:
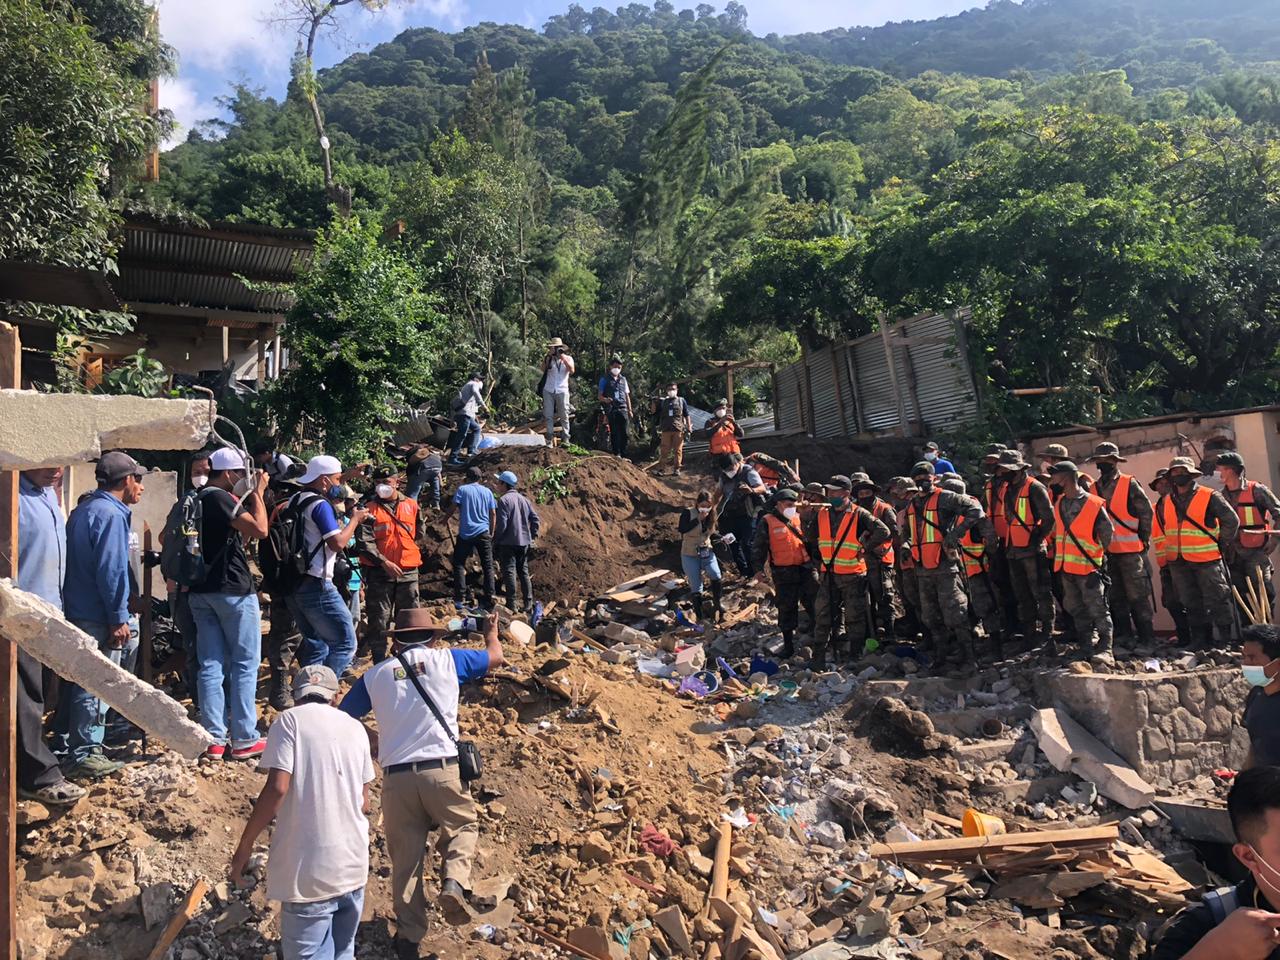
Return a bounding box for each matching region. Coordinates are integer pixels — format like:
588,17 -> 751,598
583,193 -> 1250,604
381,763 -> 479,944
659,431 -> 685,470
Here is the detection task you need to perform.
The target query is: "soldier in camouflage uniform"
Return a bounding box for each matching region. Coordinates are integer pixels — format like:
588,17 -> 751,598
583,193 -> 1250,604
852,473 -> 900,643
905,462 -> 983,665
1150,469 -> 1192,644
1216,451 -> 1280,612
1048,461 -> 1115,660
802,476 -> 890,668
1156,456 -> 1240,649
1086,442 -> 1157,645
997,449 -> 1056,649
938,477 -> 1003,656
886,478 -> 927,644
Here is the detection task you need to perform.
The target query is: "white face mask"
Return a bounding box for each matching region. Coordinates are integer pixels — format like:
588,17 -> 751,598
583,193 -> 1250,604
697,507 -> 711,516
191,474 -> 208,489
231,475 -> 253,497
723,468 -> 737,478
781,507 -> 798,519
376,483 -> 394,500
610,367 -> 621,376
667,389 -> 678,398
924,451 -> 937,461
1249,845 -> 1280,892
715,408 -> 727,418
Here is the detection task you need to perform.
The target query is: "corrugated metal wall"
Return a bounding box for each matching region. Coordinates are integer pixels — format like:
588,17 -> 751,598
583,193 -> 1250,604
776,309 -> 978,439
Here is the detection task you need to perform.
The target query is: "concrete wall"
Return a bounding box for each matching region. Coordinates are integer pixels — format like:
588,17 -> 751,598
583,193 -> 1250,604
1023,408 -> 1280,631
1042,669 -> 1250,785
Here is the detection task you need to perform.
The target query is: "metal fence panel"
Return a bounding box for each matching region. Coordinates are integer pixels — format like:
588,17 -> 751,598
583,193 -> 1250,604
903,310 -> 977,433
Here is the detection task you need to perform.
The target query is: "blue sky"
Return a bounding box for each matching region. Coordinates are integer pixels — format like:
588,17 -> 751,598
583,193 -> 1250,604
156,0 -> 984,146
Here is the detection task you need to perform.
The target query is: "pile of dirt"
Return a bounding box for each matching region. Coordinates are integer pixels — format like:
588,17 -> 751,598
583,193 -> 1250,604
419,446 -> 687,603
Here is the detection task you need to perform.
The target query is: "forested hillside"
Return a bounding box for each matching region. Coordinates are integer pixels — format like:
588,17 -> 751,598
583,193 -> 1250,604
153,0 -> 1280,443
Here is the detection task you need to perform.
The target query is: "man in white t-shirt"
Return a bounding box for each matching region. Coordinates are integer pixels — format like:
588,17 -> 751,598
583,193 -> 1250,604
284,455 -> 369,679
230,666 -> 374,960
541,337 -> 575,445
339,609 -> 504,960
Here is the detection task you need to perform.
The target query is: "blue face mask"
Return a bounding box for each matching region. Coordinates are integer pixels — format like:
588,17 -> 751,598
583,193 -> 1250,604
327,484 -> 344,500
1244,664 -> 1274,687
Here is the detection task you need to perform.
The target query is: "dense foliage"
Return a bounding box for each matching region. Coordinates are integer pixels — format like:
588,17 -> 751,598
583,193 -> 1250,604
156,0 -> 1280,433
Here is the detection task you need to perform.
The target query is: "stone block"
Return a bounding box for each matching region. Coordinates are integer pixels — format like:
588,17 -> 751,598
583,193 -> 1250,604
1149,683 -> 1180,715
0,581 -> 213,758
1143,728 -> 1172,762
1179,679 -> 1207,713
0,390 -> 212,469
1169,708 -> 1207,744
1031,707 -> 1156,809
1203,705 -> 1234,738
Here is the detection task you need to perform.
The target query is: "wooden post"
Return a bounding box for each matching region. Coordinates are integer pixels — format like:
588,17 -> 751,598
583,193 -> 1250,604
0,321 -> 20,960
220,326 -> 230,367
140,524 -> 153,686
724,363 -> 735,415
272,335 -> 283,380
879,314 -> 909,438
255,329 -> 267,386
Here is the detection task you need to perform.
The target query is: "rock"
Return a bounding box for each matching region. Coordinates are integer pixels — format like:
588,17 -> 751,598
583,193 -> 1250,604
825,747 -> 852,769
1066,661 -> 1093,675
211,901 -> 253,935
139,882 -> 174,931
1031,707 -> 1156,809
947,900 -> 968,917
810,820 -> 846,849
753,724 -> 784,743
578,831 -> 614,864
16,802 -> 50,826
735,700 -> 761,719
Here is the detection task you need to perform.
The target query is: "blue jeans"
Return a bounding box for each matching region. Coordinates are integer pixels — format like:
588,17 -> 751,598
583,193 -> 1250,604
448,415 -> 480,458
55,619 -> 139,766
189,593 -> 262,748
405,464 -> 440,504
280,887 -> 364,960
681,552 -> 722,594
287,579 -> 357,678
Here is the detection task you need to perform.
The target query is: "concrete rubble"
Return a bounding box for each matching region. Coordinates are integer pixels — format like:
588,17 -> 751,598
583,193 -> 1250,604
0,388 -> 213,470
0,580 -> 213,758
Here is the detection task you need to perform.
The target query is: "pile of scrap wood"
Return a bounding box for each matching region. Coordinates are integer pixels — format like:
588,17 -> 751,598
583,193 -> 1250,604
867,823 -> 1192,922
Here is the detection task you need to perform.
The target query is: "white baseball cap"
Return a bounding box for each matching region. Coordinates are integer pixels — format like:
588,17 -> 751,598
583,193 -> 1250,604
209,446 -> 247,471
298,454 -> 342,485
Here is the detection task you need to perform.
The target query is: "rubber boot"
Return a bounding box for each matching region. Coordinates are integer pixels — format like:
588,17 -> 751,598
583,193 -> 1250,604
710,578 -> 725,622
1171,608 -> 1191,647
1092,630 -> 1115,663
268,667 -> 292,711
690,593 -> 703,624
1134,619 -> 1156,648
781,630 -> 795,659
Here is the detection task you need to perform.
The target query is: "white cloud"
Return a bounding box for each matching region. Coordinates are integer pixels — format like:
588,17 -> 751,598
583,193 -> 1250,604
157,0 -> 284,74
159,75 -> 222,150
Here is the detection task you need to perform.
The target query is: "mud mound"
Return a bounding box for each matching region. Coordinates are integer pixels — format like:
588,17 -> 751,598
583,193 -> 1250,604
419,446 -> 686,603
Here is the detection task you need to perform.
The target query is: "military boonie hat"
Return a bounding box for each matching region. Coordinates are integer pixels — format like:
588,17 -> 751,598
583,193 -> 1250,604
996,449 -> 1028,469
773,488 -> 800,502
1036,442 -> 1070,461
1167,456 -> 1201,477
849,472 -> 877,491
910,461 -> 935,477
982,443 -> 1007,461
1086,442 -> 1127,463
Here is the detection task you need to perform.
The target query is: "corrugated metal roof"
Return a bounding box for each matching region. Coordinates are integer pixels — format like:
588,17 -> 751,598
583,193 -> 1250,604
115,217 -> 314,315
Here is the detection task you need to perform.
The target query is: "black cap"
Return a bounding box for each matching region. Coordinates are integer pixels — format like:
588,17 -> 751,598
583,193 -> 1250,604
911,461 -> 935,477
465,465 -> 484,482
95,451 -> 143,484
824,475 -> 853,491
1216,451 -> 1246,470
1048,460 -> 1080,476
773,489 -> 800,502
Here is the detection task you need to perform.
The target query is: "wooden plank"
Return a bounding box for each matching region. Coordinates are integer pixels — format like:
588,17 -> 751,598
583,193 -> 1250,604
141,524 -> 154,685
868,825 -> 1119,862
570,627 -> 610,653
602,569 -> 672,599
145,878 -> 208,960
0,320 -> 18,960
924,810 -> 963,832
517,920 -> 609,960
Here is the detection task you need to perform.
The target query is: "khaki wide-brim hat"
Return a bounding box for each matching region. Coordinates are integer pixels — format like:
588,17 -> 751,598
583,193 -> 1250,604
1167,456 -> 1202,477
1086,441 -> 1127,463
547,337 -> 566,348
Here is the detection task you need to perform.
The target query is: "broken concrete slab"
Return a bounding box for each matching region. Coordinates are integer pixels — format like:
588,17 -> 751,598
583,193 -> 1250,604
0,581 -> 214,758
0,389 -> 212,470
1155,796 -> 1235,844
1031,706 -> 1156,809
953,738 -> 1023,764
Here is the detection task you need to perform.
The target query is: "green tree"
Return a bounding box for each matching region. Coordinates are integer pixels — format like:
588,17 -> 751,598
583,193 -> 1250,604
268,217 -> 450,461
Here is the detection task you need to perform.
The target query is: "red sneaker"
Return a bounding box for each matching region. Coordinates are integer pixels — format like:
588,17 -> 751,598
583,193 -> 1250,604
230,739 -> 267,761
205,744 -> 226,760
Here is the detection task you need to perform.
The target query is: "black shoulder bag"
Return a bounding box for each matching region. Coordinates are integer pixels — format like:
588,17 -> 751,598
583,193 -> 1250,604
395,650 -> 483,782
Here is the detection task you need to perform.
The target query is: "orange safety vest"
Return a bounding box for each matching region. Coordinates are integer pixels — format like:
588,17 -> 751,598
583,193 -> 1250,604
958,527 -> 986,578
362,497 -> 422,570
755,463 -> 780,489
817,508 -> 866,575
1053,494 -> 1106,575
764,514 -> 808,568
1151,510 -> 1168,568
1102,474 -> 1144,555
908,493 -> 944,570
1234,481 -> 1268,550
869,499 -> 897,567
984,478 -> 1008,541
1003,476 -> 1037,548
1160,486 -> 1222,564
709,421 -> 741,456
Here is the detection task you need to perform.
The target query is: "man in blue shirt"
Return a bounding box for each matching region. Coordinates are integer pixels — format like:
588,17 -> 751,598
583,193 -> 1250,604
58,451 -> 144,780
285,455 -> 369,679
443,466 -> 498,611
16,467 -> 86,804
338,608 -> 503,960
922,441 -> 956,475
597,356 -> 633,459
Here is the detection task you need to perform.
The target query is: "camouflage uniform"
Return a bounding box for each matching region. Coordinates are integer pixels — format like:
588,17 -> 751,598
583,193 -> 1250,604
1221,477 -> 1280,612
1000,465 -> 1057,643
803,502 -> 890,666
903,477 -> 983,664
856,487 -> 900,642
1091,460 -> 1156,643
1159,475 -> 1240,648
1054,488 -> 1115,655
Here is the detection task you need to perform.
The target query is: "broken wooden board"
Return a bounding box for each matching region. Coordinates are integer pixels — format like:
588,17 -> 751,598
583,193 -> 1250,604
1031,707 -> 1156,809
990,870 -> 1109,909
602,569 -> 673,602
868,825 -> 1119,863
145,878 -> 208,960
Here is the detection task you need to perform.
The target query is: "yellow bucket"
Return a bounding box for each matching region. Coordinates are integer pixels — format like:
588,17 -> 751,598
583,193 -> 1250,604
962,808 -> 1007,838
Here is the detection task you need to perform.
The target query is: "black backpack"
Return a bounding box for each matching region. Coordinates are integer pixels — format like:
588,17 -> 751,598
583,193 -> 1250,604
159,488 -> 223,589
260,492 -> 323,596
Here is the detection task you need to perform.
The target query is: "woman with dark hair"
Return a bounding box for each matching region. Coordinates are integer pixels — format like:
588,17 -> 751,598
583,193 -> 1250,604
679,490 -> 724,622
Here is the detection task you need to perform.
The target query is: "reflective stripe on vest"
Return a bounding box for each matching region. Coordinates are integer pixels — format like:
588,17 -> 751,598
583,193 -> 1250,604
908,493 -> 943,570
1103,473 -> 1143,555
765,514 -> 808,567
871,500 -> 896,567
1053,494 -> 1106,575
1003,476 -> 1036,548
959,528 -> 985,578
1235,481 -> 1267,550
365,498 -> 422,570
818,508 -> 865,575
985,479 -> 1008,540
1161,486 -> 1222,563
1151,513 -> 1168,568
709,422 -> 740,456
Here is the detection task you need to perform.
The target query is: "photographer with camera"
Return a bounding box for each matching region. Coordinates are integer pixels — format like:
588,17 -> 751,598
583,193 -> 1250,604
541,337 -> 575,446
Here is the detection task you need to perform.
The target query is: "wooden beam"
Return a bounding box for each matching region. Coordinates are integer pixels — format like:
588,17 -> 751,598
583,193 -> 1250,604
255,328 -> 268,384
145,879 -> 209,960
272,334 -> 283,380
0,321 -> 19,960
868,825 -> 1119,862
221,327 -> 230,366
127,302 -> 287,327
